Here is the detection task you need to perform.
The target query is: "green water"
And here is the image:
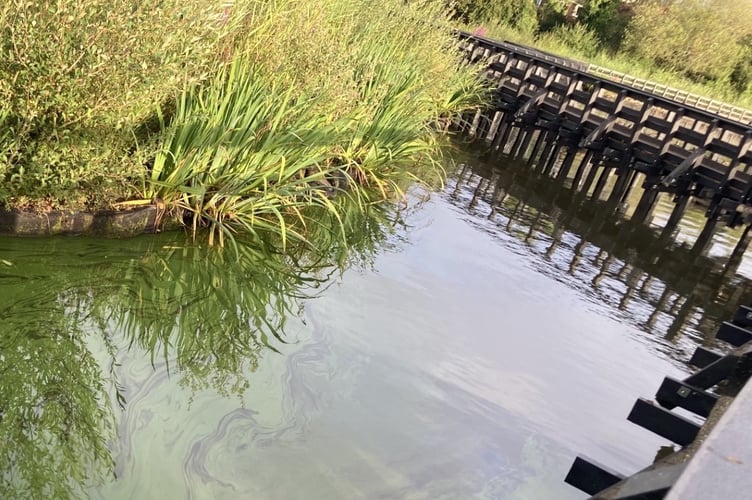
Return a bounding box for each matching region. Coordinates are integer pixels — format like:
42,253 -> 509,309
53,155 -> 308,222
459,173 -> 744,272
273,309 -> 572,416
2,145 -> 751,499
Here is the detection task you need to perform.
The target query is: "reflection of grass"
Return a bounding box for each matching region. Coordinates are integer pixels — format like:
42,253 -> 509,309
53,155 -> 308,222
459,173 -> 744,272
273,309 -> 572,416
0,187 -> 399,498
109,191 -> 396,395
0,304 -> 114,499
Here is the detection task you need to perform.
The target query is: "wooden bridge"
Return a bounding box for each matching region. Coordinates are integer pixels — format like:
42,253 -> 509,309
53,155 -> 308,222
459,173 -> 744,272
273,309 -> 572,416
456,31 -> 752,260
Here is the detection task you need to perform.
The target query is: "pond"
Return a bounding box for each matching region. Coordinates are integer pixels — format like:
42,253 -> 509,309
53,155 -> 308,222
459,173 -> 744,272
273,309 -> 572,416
1,140 -> 750,499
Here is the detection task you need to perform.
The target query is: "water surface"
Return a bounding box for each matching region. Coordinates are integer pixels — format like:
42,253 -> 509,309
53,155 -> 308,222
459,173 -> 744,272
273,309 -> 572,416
1,143 -> 750,499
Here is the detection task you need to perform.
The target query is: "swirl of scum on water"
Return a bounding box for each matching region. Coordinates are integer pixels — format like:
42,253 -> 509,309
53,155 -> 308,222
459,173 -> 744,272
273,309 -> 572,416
281,308 -> 336,416
182,408 -> 262,499
109,349 -> 173,481
175,307 -> 343,497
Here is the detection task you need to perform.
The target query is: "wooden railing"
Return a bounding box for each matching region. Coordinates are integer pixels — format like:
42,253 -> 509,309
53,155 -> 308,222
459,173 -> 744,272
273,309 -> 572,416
587,64 -> 752,125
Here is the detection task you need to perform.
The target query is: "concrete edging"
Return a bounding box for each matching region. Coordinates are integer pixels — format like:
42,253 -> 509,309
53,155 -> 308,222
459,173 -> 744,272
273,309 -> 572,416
0,205 -> 166,238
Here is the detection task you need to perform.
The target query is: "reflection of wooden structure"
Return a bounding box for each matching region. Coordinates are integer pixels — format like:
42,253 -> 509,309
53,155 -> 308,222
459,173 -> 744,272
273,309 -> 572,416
451,161 -> 752,358
457,31 -> 752,262
449,161 -> 752,498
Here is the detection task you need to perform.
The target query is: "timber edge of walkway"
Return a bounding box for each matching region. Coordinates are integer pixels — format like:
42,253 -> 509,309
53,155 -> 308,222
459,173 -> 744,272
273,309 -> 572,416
565,305 -> 752,499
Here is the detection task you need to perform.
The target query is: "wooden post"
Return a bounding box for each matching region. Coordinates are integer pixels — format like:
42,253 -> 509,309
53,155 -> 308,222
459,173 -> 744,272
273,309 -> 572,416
475,111 -> 492,141
516,128 -> 536,159
627,398 -> 701,446
716,321 -> 752,347
606,165 -> 635,205
691,210 -> 721,256
509,127 -> 527,157
632,187 -> 660,224
491,117 -> 515,152
592,165 -> 614,200
527,130 -> 546,166
619,169 -> 640,204
469,176 -> 487,208
664,294 -> 696,341
655,376 -> 719,417
541,143 -> 562,176
578,160 -> 602,197
647,285 -> 673,329
689,346 -> 723,368
485,111 -> 502,143
570,150 -> 595,189
555,148 -> 578,181
565,456 -> 624,496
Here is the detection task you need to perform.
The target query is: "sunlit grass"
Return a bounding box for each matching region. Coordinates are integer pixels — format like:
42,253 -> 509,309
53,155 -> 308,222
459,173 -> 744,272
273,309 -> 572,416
146,0 -> 487,250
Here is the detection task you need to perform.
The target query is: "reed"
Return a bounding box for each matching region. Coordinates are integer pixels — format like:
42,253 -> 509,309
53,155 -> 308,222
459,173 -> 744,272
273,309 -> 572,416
146,0 -> 487,249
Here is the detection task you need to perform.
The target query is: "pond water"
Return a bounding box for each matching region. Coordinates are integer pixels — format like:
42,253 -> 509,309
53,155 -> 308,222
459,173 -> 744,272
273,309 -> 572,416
1,141 -> 750,499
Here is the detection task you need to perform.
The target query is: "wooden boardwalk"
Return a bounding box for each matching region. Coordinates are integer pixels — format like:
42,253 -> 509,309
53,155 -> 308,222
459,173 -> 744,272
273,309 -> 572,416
456,31 -> 752,260
564,304 -> 752,499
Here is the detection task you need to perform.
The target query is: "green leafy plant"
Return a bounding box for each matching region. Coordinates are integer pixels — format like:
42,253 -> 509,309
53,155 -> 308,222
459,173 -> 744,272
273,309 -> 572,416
0,0 -> 251,210
146,0 -> 486,248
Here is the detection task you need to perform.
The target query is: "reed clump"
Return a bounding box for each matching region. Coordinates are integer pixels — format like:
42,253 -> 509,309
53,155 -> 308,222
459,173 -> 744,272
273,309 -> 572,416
1,0 -> 486,248
146,0 -> 486,249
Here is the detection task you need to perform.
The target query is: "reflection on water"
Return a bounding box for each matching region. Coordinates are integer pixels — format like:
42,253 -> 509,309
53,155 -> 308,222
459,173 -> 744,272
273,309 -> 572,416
0,198 -> 395,499
1,142 -> 750,499
449,147 -> 752,366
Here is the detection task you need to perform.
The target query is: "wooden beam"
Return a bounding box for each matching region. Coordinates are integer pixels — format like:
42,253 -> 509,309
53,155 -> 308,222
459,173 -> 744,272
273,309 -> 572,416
655,376 -> 719,418
689,346 -> 722,368
610,463 -> 686,500
733,305 -> 752,328
564,455 -> 624,496
627,398 -> 701,446
716,321 -> 752,347
683,354 -> 740,389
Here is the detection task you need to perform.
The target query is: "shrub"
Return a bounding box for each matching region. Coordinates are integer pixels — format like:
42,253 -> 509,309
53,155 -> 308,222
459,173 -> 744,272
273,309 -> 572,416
538,23 -> 601,58
0,0 -> 249,210
452,0 -> 538,34
624,0 -> 749,84
578,0 -> 632,52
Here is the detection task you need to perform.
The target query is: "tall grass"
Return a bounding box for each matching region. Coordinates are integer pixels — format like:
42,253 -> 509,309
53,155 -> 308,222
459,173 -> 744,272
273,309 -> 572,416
147,0 -> 487,249
0,0 -> 253,210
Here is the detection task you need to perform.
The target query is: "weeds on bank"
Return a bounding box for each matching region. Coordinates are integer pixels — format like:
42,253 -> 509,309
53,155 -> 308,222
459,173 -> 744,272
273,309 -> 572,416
147,0 -> 487,249
0,0 -> 486,250
0,0 -> 250,210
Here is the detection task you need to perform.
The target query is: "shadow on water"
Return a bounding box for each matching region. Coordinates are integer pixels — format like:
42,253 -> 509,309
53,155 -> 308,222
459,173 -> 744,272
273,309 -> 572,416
446,142 -> 752,366
0,198 -> 399,499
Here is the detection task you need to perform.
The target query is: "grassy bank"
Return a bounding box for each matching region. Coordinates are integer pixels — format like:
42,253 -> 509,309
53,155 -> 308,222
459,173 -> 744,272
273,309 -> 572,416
473,21 -> 752,110
454,0 -> 752,112
0,0 -> 486,248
